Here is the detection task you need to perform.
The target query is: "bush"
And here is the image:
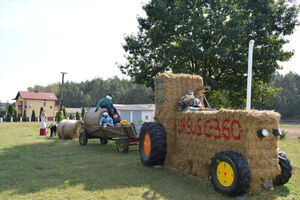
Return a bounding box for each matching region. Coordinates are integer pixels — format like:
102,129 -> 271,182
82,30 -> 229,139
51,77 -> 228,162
31,110 -> 36,122
13,110 -> 18,122
62,108 -> 67,118
22,110 -> 27,122
81,108 -> 85,118
56,111 -> 65,123
69,114 -> 74,120
39,107 -> 44,118
280,130 -> 287,139
76,112 -> 80,120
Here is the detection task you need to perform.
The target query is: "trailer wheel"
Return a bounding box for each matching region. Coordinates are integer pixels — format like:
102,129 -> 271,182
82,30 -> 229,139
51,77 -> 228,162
139,122 -> 166,166
79,131 -> 88,145
273,150 -> 292,185
210,151 -> 251,197
100,138 -> 108,145
116,139 -> 128,153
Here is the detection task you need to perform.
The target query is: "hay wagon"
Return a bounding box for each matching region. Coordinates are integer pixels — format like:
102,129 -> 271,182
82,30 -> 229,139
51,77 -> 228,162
138,73 -> 292,197
79,109 -> 141,153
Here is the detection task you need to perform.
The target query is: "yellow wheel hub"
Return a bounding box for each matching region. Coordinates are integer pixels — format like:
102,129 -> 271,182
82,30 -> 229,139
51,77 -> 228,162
216,161 -> 234,187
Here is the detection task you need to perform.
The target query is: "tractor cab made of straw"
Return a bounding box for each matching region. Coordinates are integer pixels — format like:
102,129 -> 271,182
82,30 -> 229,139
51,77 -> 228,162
138,73 -> 292,197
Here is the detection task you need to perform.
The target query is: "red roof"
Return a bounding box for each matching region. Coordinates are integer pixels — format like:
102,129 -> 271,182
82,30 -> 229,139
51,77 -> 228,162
14,91 -> 58,101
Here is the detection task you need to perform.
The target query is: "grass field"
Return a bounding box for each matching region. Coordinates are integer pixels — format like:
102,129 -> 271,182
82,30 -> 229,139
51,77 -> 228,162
0,122 -> 299,200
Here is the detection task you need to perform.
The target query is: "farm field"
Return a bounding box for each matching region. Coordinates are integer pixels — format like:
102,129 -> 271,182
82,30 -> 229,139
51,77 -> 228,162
0,122 -> 299,200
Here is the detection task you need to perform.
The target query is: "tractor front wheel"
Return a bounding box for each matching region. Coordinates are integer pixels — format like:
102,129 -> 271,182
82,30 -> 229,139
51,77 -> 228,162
210,151 -> 251,197
273,150 -> 292,185
139,122 -> 166,166
79,131 -> 88,145
116,139 -> 129,153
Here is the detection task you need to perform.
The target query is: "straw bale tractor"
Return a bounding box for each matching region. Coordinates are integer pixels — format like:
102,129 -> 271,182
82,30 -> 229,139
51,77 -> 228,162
138,73 -> 292,197
79,109 -> 141,153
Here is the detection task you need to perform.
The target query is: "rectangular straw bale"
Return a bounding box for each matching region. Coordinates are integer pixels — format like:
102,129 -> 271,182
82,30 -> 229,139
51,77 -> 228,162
173,109 -> 281,190
154,73 -> 203,167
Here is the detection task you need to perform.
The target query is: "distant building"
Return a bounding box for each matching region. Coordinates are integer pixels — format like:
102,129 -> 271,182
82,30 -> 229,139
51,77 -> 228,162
14,91 -> 57,120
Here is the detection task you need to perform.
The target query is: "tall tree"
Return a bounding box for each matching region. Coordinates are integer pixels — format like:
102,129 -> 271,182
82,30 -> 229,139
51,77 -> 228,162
22,110 -> 27,122
119,0 -> 299,108
81,107 -> 86,118
31,110 -> 36,122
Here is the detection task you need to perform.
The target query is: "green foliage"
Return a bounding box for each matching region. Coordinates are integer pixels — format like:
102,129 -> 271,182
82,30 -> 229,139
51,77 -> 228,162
69,114 -> 74,120
76,112 -> 80,120
81,108 -> 85,118
28,77 -> 153,108
7,104 -> 13,116
56,111 -> 65,123
253,72 -> 300,118
119,0 -> 299,108
13,110 -> 18,122
280,130 -> 287,140
22,109 -> 27,122
31,110 -> 36,122
39,107 -> 44,118
62,108 -> 67,118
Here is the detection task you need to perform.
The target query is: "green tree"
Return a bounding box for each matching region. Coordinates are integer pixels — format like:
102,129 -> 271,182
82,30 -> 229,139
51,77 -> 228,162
119,0 -> 299,108
22,109 -> 27,122
56,111 -> 65,123
13,110 -> 18,122
69,114 -> 74,120
81,108 -> 86,118
76,112 -> 80,120
62,107 -> 67,118
31,110 -> 36,122
39,107 -> 44,118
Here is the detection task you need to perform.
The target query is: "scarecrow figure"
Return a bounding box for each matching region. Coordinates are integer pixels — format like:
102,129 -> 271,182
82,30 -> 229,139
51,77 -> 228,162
178,86 -> 211,111
99,111 -> 114,128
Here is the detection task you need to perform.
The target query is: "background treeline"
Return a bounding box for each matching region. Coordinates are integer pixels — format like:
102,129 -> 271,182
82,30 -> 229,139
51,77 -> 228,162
27,76 -> 154,108
253,72 -> 300,119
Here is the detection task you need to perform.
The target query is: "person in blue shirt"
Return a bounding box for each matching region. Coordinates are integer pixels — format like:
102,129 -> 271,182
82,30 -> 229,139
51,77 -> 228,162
99,111 -> 114,128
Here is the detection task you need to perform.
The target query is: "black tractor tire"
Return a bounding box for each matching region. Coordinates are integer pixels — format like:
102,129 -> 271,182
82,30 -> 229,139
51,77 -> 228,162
139,122 -> 166,166
79,131 -> 88,145
100,138 -> 108,145
210,151 -> 251,197
273,150 -> 292,185
116,139 -> 129,153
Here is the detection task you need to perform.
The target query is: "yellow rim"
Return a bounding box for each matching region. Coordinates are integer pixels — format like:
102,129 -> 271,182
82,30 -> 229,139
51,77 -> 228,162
143,133 -> 151,156
216,161 -> 234,187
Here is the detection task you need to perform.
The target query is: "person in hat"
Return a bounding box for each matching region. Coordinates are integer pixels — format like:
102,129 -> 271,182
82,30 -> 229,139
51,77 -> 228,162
99,111 -> 114,128
40,112 -> 48,136
95,94 -> 118,117
178,90 -> 203,111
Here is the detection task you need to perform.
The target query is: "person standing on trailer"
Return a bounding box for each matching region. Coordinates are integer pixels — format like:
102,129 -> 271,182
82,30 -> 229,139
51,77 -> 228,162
95,94 -> 118,117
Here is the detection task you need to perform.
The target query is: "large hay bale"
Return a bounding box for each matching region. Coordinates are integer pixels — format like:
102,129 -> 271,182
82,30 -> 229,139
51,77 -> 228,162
154,73 -> 281,190
57,119 -> 68,138
60,120 -> 83,139
83,108 -> 107,127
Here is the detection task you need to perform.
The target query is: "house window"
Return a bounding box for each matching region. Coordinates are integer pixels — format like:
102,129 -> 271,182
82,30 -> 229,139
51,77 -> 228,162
50,106 -> 53,109
44,101 -> 46,107
24,101 -> 27,108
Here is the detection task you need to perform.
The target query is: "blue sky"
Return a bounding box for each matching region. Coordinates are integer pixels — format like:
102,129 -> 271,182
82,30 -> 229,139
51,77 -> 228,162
0,0 -> 299,103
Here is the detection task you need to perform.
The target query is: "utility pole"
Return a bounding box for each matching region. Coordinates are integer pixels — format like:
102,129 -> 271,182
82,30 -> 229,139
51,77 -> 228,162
60,72 -> 68,111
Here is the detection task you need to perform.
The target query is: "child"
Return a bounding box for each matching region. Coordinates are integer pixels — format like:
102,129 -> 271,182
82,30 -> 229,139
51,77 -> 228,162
99,112 -> 114,128
50,123 -> 57,137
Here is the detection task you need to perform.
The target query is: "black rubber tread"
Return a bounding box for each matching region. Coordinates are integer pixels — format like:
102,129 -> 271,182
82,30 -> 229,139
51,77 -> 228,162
210,151 -> 251,197
79,131 -> 88,145
100,138 -> 108,144
273,150 -> 292,185
139,122 -> 167,166
116,139 -> 129,153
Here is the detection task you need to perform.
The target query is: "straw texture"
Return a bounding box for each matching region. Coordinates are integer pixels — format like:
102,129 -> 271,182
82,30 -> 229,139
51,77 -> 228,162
83,108 -> 107,127
57,120 -> 83,139
154,73 -> 281,190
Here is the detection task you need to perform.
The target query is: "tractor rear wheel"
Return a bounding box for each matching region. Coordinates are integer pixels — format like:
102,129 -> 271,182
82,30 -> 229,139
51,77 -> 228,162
273,150 -> 292,185
116,139 -> 129,153
139,122 -> 166,166
210,151 -> 251,197
100,138 -> 108,144
79,131 -> 88,145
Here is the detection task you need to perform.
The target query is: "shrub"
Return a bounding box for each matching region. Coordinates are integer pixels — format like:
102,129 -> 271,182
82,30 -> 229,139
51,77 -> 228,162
39,107 -> 44,118
76,112 -> 80,120
31,110 -> 36,122
22,109 -> 27,122
69,114 -> 74,120
280,130 -> 287,139
13,110 -> 18,122
56,111 -> 65,123
81,108 -> 85,118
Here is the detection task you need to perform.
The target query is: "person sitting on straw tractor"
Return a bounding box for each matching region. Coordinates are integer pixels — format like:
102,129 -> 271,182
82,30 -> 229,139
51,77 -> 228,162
113,113 -> 121,125
178,90 -> 203,111
99,111 -> 114,128
95,94 -> 118,117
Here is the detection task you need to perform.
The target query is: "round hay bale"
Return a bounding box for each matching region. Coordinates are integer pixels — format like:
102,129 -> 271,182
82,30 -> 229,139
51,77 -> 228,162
57,119 -> 68,138
83,108 -> 106,127
61,120 -> 83,139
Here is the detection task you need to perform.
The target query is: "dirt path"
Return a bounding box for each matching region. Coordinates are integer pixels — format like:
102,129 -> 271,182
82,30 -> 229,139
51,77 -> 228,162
280,126 -> 300,139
